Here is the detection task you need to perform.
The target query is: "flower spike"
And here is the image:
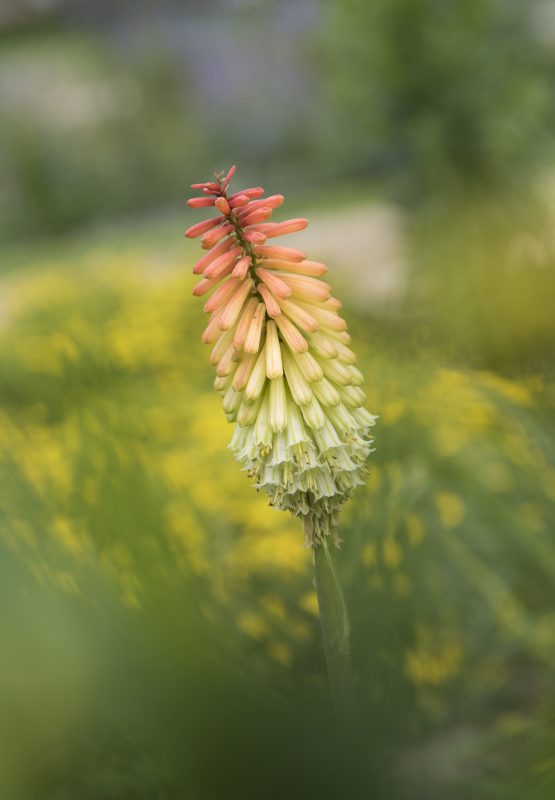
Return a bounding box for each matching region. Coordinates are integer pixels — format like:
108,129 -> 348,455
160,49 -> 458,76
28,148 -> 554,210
186,166 -> 376,546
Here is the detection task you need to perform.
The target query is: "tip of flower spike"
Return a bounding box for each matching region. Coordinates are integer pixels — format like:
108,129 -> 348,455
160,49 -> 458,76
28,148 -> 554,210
191,180 -> 220,193
222,165 -> 236,189
215,197 -> 231,215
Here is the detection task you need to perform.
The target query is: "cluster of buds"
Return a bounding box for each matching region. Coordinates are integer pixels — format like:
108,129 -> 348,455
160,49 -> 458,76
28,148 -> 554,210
186,166 -> 376,546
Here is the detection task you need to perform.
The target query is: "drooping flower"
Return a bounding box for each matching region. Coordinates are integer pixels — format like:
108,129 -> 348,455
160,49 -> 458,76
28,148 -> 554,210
186,166 -> 376,546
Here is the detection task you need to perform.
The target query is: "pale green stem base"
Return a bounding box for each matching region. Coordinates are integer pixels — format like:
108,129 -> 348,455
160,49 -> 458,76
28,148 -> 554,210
313,536 -> 355,730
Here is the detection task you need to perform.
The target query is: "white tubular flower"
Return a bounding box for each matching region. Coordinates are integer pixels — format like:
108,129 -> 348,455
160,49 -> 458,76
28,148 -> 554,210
187,166 -> 376,546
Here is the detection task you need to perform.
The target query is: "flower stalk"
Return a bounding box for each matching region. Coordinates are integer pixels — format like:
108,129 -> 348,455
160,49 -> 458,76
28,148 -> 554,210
186,165 -> 376,721
313,533 -> 356,729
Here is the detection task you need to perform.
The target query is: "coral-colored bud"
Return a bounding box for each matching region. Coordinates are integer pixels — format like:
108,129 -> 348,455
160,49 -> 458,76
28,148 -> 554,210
232,352 -> 257,391
243,230 -> 267,245
237,195 -> 284,216
324,297 -> 342,311
233,297 -> 259,349
202,307 -> 225,343
255,268 -> 292,299
279,274 -> 331,303
203,247 -> 242,279
257,284 -> 282,318
192,181 -> 220,195
254,245 -> 306,262
275,315 -> 308,353
300,260 -> 328,276
203,277 -> 239,313
215,197 -> 231,215
219,279 -> 254,331
216,343 -> 238,377
193,276 -> 219,297
244,303 -> 266,354
256,258 -> 327,277
229,195 -> 250,208
185,216 -> 223,238
232,256 -> 251,280
201,224 -> 234,250
278,298 -> 319,332
264,218 -> 308,238
296,302 -> 347,332
193,237 -> 235,275
223,164 -> 236,188
242,207 -> 273,225
230,187 -> 265,200
245,223 -> 276,234
187,197 -> 216,208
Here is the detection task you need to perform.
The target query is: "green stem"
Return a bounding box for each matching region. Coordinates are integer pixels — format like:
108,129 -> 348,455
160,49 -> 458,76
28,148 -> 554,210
313,536 -> 355,730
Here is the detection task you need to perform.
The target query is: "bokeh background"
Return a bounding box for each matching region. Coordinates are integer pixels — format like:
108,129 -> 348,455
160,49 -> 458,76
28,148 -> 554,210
1,1 -> 555,798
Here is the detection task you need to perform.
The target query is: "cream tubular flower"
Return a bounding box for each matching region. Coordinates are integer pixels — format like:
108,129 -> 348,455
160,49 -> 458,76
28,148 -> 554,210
186,166 -> 376,546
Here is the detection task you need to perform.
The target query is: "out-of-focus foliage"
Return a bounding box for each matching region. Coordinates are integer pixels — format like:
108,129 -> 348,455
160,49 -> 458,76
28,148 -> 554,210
324,0 -> 555,198
402,192 -> 555,368
0,216 -> 554,798
0,31 -> 206,239
4,0 -> 555,241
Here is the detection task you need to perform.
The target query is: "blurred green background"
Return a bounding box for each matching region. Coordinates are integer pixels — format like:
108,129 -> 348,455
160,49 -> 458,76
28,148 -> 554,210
1,1 -> 555,798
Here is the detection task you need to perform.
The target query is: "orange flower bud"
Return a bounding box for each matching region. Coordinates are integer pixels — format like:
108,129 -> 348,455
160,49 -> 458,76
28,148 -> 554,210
257,284 -> 282,318
193,236 -> 235,275
233,297 -> 259,350
203,277 -> 239,314
215,197 -> 231,215
254,245 -> 306,262
263,218 -> 308,238
201,224 -> 234,249
232,256 -> 251,280
244,302 -> 266,354
255,267 -> 292,299
187,197 -> 216,208
185,216 -> 223,238
275,314 -> 308,353
203,248 -> 242,280
242,207 -> 273,225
